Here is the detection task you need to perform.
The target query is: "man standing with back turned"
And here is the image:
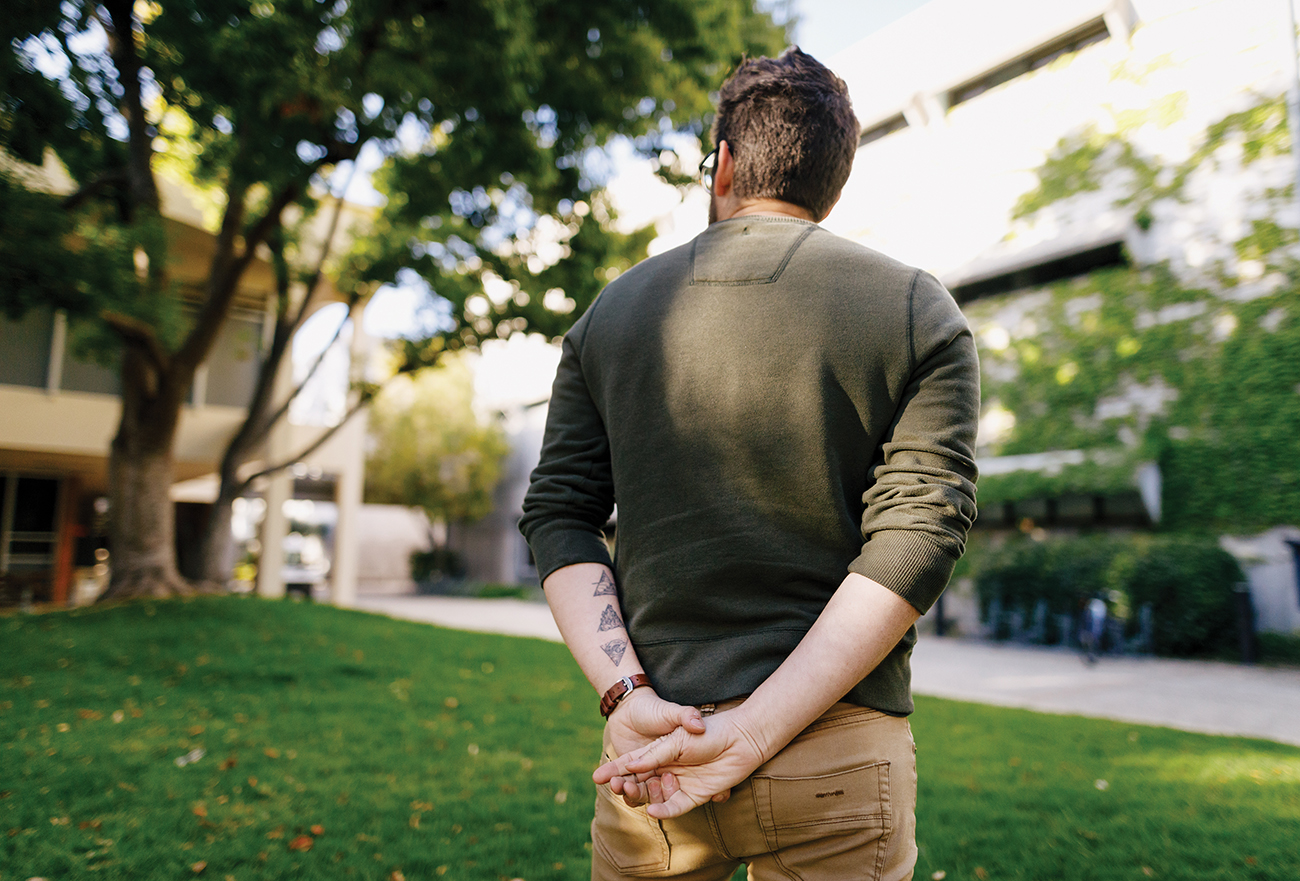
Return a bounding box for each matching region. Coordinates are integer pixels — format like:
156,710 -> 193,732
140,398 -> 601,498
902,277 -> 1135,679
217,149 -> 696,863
520,48 -> 979,881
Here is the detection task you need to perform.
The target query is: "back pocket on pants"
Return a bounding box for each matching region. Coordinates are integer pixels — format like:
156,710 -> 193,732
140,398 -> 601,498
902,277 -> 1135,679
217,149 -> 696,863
751,761 -> 892,875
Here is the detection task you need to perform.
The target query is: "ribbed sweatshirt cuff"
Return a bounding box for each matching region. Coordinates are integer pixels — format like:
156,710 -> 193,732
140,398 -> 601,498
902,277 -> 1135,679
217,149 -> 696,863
849,529 -> 957,614
527,523 -> 614,585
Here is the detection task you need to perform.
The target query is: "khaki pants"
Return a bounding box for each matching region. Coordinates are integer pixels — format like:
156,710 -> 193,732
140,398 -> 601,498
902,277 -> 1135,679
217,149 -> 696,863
591,701 -> 918,881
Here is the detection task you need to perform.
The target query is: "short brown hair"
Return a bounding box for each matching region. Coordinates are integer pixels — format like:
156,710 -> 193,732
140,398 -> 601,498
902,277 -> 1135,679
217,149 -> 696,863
711,47 -> 860,220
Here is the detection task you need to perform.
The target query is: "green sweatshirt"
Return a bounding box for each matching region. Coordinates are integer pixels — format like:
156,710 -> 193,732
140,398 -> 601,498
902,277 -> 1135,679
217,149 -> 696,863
520,216 -> 979,715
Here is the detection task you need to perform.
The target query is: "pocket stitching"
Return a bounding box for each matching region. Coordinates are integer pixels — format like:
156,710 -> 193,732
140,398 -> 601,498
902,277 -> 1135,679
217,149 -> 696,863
754,761 -> 892,856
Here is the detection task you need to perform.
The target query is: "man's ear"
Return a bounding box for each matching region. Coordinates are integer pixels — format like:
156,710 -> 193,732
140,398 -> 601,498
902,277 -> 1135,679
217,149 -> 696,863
714,140 -> 735,197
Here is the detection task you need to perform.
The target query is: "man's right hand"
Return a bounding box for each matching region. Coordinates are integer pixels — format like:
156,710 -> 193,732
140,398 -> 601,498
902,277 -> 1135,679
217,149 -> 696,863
595,707 -> 768,819
602,688 -> 706,807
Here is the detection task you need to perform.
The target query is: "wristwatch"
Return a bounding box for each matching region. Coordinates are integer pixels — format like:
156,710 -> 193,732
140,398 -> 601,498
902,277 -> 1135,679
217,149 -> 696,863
599,673 -> 651,718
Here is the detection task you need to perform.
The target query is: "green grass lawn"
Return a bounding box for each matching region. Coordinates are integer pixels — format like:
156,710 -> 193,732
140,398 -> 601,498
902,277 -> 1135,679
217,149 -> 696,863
2,597 -> 1297,881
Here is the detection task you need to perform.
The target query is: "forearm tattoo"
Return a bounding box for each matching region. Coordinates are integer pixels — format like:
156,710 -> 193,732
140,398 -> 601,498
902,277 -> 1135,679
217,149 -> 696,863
598,604 -> 623,632
593,574 -> 627,665
593,571 -> 617,596
601,639 -> 628,666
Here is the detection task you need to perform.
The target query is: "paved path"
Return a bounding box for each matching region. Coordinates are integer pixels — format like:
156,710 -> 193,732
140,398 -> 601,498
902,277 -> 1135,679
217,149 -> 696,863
353,594 -> 1300,748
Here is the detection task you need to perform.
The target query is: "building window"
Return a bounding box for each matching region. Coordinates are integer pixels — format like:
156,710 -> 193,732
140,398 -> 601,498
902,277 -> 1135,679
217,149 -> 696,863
949,17 -> 1110,109
859,113 -> 908,146
951,240 -> 1128,303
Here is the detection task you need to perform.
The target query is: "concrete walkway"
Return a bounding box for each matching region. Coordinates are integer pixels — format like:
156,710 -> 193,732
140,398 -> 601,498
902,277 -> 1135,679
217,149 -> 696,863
353,594 -> 1300,748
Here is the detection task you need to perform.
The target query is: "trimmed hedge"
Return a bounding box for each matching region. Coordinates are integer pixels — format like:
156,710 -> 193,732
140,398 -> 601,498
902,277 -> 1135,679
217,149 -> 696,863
972,533 -> 1244,657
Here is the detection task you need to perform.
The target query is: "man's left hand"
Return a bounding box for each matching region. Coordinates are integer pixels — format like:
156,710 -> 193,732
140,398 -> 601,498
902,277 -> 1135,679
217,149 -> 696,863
602,688 -> 706,806
594,708 -> 767,819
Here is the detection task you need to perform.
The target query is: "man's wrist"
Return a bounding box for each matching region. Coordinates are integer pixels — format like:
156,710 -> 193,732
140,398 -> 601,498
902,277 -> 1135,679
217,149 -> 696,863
599,673 -> 652,718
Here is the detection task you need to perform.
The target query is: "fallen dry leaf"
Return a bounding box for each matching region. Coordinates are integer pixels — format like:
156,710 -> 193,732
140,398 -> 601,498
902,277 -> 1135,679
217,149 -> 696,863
409,814 -> 420,829
191,860 -> 207,874
192,804 -> 208,818
975,868 -> 988,880
49,816 -> 69,826
410,801 -> 433,812
56,723 -> 70,733
288,835 -> 314,852
78,709 -> 103,720
264,748 -> 280,759
187,725 -> 205,737
310,824 -> 324,835
931,872 -> 947,881
117,782 -> 137,792
266,827 -> 284,840
219,757 -> 237,771
389,872 -> 405,881
1142,869 -> 1154,877
112,710 -> 125,724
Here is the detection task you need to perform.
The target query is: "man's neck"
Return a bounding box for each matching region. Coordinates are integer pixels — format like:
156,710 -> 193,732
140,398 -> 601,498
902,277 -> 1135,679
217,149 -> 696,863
713,197 -> 817,224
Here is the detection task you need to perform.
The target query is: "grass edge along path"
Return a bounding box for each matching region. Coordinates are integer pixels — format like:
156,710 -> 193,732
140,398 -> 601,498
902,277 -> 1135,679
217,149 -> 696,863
2,596 -> 1298,881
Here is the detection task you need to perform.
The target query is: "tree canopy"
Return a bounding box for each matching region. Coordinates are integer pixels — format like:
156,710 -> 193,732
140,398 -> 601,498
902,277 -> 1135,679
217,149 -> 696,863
0,0 -> 786,597
364,354 -> 507,525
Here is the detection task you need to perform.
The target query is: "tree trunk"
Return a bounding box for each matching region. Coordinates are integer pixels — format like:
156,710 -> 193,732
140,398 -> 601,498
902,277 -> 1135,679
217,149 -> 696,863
99,443 -> 192,600
196,486 -> 238,587
98,348 -> 193,601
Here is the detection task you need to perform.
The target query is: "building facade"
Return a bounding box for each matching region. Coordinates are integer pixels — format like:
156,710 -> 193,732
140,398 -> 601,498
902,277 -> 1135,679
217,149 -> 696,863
825,0 -> 1300,631
0,162 -> 371,607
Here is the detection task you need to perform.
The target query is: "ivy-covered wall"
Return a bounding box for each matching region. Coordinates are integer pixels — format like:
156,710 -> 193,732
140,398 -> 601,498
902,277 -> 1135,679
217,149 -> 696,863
967,94 -> 1300,533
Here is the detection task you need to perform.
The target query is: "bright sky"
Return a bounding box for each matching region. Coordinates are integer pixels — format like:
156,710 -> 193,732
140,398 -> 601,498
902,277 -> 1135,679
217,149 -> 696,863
294,1 -> 937,414
791,0 -> 932,60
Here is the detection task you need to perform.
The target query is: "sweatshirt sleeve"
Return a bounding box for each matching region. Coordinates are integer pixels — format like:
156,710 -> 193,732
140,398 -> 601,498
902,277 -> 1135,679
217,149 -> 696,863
518,326 -> 616,583
849,270 -> 980,613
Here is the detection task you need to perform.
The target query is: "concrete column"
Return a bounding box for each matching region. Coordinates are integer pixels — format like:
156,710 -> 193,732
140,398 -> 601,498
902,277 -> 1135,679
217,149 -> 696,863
256,353 -> 295,600
47,310 -> 67,395
329,300 -> 369,607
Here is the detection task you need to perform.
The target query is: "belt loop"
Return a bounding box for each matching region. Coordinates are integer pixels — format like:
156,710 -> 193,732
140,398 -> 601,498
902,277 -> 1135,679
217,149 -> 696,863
699,702 -> 717,717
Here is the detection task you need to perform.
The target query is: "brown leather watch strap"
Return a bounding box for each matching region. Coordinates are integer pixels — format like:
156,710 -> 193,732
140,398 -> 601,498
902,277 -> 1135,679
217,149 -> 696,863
599,673 -> 651,718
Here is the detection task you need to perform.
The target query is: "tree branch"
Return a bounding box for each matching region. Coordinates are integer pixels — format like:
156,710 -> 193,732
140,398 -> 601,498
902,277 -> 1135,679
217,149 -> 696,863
253,304 -> 352,449
60,168 -> 127,211
102,310 -> 170,375
234,392 -> 373,497
232,162 -> 362,457
101,0 -> 159,216
175,178 -> 305,374
291,162 -> 359,329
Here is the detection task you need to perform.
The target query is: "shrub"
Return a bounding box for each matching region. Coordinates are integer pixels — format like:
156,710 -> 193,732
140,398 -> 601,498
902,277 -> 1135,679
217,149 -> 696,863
972,532 -> 1244,657
1113,535 -> 1244,657
974,535 -> 1119,642
1258,631 -> 1300,667
410,547 -> 466,585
